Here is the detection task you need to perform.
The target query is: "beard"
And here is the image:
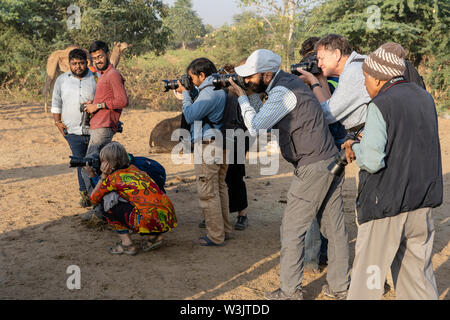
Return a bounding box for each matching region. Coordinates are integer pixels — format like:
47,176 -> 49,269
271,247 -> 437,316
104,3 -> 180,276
246,73 -> 267,93
95,60 -> 110,71
71,67 -> 88,78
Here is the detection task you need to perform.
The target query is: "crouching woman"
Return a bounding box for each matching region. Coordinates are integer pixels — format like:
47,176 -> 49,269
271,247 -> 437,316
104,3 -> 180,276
87,142 -> 177,255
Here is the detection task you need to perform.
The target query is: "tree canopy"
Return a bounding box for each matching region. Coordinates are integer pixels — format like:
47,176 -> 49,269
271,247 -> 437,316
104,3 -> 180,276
163,0 -> 206,49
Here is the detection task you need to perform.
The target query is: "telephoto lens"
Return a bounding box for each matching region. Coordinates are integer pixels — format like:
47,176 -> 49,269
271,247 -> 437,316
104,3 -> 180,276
328,150 -> 348,177
162,74 -> 193,92
211,73 -> 246,90
291,54 -> 321,76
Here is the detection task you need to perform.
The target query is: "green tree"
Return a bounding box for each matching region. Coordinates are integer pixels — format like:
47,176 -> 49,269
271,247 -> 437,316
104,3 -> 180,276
0,0 -> 171,90
238,0 -> 323,68
163,0 -> 206,49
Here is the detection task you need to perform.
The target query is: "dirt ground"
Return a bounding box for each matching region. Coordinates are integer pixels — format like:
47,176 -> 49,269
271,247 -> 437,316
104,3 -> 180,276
0,103 -> 448,300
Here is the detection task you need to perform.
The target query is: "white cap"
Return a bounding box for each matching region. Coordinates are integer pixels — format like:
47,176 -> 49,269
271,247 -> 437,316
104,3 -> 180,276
235,49 -> 282,77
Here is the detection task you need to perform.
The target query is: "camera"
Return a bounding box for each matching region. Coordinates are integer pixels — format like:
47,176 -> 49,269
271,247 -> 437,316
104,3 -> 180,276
79,103 -> 90,135
328,149 -> 348,177
328,131 -> 361,177
70,155 -> 101,173
162,74 -> 193,92
291,54 -> 321,76
211,73 -> 246,90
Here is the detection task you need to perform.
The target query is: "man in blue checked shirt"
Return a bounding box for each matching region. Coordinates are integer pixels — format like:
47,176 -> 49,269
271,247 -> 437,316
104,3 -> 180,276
228,49 -> 350,300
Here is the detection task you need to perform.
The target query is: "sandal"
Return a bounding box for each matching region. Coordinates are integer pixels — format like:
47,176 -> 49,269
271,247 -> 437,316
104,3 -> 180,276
196,235 -> 225,247
109,242 -> 138,256
142,236 -> 164,252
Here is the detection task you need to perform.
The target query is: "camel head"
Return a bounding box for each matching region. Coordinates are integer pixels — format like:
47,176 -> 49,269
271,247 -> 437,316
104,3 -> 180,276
113,42 -> 130,54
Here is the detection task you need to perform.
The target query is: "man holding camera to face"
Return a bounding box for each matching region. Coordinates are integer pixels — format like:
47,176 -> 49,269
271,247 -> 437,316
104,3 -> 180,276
51,48 -> 97,208
227,49 -> 350,300
175,57 -> 232,247
297,34 -> 371,134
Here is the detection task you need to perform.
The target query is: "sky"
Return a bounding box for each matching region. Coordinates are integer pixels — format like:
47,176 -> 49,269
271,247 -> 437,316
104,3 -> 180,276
162,0 -> 256,28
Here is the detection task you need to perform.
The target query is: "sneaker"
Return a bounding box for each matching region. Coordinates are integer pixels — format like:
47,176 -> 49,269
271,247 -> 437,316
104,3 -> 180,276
234,215 -> 248,230
198,220 -> 206,228
79,191 -> 91,208
264,288 -> 304,300
321,284 -> 348,300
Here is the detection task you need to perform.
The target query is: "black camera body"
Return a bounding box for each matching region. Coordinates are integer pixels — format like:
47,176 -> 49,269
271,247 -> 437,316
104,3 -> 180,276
211,73 -> 246,90
162,74 -> 193,92
70,155 -> 101,173
291,54 -> 321,76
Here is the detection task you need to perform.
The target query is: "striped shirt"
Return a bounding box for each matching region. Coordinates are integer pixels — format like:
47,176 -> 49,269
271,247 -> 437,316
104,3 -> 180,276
237,70 -> 298,136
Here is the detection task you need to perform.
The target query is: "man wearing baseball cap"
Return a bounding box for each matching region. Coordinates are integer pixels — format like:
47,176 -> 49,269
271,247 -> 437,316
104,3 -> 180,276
342,43 -> 442,299
228,49 -> 350,300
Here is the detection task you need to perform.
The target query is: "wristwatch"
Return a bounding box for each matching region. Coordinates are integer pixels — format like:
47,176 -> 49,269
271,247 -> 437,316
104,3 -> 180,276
310,82 -> 322,90
97,103 -> 102,109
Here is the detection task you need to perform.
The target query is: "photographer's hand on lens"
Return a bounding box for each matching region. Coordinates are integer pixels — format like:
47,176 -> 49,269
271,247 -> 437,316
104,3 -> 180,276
84,103 -> 102,114
228,78 -> 247,97
83,162 -> 96,178
341,139 -> 357,164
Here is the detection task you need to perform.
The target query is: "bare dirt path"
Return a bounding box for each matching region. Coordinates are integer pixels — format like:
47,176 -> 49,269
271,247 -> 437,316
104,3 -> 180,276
0,104 -> 448,299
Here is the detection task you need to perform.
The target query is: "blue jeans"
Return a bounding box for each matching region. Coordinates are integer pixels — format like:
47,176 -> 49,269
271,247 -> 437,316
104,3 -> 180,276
82,127 -> 115,194
65,134 -> 90,192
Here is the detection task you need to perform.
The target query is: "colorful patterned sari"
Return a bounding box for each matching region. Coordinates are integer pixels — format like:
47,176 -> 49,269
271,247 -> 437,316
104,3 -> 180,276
90,165 -> 177,234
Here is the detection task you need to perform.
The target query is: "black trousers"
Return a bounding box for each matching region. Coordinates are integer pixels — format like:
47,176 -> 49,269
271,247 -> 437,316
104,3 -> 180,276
225,163 -> 248,213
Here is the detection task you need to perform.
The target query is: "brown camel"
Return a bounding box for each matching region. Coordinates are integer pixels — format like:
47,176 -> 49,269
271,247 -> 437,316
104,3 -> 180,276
149,113 -> 183,153
43,42 -> 129,112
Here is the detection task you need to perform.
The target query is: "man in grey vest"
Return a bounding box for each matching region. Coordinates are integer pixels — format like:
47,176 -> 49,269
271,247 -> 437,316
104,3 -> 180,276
228,49 -> 350,300
342,43 -> 442,300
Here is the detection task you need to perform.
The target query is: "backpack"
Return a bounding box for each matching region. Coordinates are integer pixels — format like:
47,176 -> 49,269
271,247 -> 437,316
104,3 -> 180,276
180,88 -> 249,150
403,59 -> 426,90
219,91 -> 250,153
128,154 -> 167,193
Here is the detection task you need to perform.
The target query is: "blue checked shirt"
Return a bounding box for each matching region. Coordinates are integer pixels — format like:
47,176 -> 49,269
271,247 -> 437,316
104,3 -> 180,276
237,70 -> 298,136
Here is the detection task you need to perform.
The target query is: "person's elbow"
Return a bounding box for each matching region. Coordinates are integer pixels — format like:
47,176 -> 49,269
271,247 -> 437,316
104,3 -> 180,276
359,158 -> 385,174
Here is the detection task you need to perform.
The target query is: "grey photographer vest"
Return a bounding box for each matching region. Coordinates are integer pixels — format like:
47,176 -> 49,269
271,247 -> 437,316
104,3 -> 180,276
271,71 -> 337,167
356,77 -> 443,225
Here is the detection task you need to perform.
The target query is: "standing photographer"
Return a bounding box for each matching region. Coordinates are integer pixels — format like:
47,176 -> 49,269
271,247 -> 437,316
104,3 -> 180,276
297,37 -> 348,273
51,48 -> 97,208
176,57 -> 231,247
228,49 -> 350,300
342,43 -> 442,300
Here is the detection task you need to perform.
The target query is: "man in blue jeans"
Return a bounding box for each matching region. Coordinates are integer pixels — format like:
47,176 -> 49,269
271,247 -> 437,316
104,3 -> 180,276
52,48 -> 97,207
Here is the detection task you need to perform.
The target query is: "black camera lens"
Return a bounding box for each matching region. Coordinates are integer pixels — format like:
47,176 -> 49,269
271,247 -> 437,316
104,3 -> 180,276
291,54 -> 321,76
162,79 -> 179,92
162,74 -> 193,92
328,150 -> 348,177
211,73 -> 246,90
